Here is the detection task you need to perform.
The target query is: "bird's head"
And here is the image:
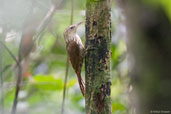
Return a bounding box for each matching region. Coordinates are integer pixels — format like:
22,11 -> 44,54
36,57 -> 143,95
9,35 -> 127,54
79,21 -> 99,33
64,22 -> 83,39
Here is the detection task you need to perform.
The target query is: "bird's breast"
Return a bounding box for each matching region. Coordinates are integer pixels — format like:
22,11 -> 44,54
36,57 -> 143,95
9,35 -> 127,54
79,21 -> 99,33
66,34 -> 84,49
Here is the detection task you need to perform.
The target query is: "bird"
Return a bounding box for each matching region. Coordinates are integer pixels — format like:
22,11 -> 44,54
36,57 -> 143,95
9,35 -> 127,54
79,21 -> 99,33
64,22 -> 85,96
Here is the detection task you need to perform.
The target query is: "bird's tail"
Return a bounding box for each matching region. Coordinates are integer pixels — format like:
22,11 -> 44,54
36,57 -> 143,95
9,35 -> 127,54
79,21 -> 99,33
76,72 -> 85,96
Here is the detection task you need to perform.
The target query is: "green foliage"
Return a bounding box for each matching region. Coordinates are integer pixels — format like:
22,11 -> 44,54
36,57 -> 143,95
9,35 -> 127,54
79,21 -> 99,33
111,79 -> 127,113
40,33 -> 56,54
32,74 -> 63,90
66,78 -> 77,88
1,0 -> 170,113
112,102 -> 126,114
4,90 -> 14,107
1,0 -> 130,113
143,0 -> 171,20
111,40 -> 126,70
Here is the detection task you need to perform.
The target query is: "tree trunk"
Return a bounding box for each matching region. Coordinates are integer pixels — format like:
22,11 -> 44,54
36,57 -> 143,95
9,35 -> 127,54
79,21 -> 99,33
85,0 -> 112,114
123,1 -> 171,114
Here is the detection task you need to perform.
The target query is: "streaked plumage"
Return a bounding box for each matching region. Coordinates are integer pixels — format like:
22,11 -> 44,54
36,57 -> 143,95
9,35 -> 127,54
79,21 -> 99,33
64,22 -> 85,96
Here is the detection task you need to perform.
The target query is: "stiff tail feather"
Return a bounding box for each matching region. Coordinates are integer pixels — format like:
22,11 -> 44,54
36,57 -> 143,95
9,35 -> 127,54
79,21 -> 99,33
76,72 -> 85,96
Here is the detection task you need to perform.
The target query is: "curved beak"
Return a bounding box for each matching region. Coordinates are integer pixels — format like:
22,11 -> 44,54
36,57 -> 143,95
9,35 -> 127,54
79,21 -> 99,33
76,21 -> 84,28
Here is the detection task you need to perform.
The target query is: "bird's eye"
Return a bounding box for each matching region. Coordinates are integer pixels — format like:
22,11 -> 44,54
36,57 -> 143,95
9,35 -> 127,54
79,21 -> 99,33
70,26 -> 74,29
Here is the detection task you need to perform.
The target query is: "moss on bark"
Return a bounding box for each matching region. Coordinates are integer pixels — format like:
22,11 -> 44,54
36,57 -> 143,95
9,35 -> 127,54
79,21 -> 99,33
85,0 -> 112,114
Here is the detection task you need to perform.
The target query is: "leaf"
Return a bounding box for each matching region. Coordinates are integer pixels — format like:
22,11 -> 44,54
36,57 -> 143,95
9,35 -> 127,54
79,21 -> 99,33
112,102 -> 126,113
32,74 -> 63,91
66,78 -> 76,88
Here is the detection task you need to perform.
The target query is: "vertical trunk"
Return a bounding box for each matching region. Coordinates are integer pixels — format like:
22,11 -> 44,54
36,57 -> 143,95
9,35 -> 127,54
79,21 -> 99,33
123,1 -> 171,114
85,0 -> 112,114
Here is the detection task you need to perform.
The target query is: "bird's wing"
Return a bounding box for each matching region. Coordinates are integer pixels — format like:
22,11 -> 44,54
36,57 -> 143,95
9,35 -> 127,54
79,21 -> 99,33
67,41 -> 84,73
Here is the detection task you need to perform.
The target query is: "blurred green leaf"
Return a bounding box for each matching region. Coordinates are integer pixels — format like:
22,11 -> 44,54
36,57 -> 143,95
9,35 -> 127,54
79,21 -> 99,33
41,32 -> 56,53
112,102 -> 126,114
66,78 -> 76,88
143,0 -> 171,20
111,40 -> 126,69
111,44 -> 119,69
32,74 -> 63,91
111,79 -> 123,99
4,90 -> 14,107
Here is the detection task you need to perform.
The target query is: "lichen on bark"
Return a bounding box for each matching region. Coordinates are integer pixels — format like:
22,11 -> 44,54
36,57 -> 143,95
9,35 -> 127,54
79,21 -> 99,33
85,0 -> 112,114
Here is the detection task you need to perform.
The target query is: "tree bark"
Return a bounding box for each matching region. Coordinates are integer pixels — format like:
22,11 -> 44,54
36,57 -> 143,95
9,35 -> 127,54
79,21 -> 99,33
123,1 -> 171,114
85,0 -> 112,114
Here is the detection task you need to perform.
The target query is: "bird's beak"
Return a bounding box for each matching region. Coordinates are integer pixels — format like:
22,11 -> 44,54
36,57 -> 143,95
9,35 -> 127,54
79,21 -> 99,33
76,21 -> 84,28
